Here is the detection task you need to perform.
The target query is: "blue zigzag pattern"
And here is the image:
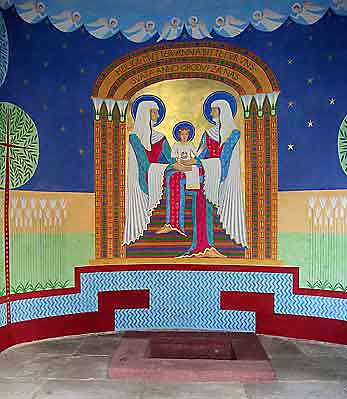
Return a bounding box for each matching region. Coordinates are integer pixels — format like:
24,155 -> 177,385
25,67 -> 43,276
0,303 -> 7,327
9,271 -> 347,332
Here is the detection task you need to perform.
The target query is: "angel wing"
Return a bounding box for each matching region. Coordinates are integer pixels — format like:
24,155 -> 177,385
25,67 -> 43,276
263,9 -> 285,20
226,15 -> 246,27
86,17 -> 108,28
303,1 -> 325,11
17,1 -> 35,10
50,10 -> 71,22
157,21 -> 171,42
123,22 -> 146,35
198,20 -> 212,38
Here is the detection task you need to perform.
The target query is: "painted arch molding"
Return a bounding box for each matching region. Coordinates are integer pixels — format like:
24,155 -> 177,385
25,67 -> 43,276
1,1 -> 347,42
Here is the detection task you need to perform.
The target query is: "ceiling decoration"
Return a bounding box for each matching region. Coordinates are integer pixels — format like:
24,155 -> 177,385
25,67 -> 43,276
0,1 -> 346,42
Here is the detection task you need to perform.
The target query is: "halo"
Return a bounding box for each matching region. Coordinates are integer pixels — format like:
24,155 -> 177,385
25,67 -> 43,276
131,94 -> 166,127
173,121 -> 195,142
203,91 -> 237,124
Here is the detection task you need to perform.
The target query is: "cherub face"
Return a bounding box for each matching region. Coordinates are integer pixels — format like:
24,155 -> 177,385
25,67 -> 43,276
145,21 -> 155,31
216,16 -> 225,27
72,11 -> 81,24
35,1 -> 45,14
189,16 -> 198,27
179,129 -> 190,143
292,3 -> 303,14
211,107 -> 220,120
252,10 -> 263,22
150,108 -> 159,123
108,18 -> 118,29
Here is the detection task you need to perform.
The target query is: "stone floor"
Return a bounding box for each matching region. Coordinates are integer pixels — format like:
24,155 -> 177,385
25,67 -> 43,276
1,332 -> 347,398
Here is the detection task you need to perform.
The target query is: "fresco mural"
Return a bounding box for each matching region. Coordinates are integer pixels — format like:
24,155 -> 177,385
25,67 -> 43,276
124,89 -> 247,258
0,0 -> 346,304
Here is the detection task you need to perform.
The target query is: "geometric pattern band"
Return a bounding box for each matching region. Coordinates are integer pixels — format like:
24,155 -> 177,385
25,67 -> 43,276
0,303 -> 6,327
9,270 -> 347,331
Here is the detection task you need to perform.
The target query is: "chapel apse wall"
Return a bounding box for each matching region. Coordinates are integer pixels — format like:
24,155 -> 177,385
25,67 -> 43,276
91,41 -> 280,261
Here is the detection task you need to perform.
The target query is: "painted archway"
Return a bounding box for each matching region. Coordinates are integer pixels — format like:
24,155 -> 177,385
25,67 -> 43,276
91,41 -> 280,261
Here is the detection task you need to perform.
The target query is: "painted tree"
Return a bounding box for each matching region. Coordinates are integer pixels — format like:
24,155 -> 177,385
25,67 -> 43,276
0,102 -> 39,322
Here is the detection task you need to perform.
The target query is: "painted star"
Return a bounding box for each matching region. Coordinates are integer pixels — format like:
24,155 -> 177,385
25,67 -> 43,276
80,68 -> 85,74
267,41 -> 273,47
308,35 -> 313,41
80,108 -> 85,114
25,33 -> 31,41
288,101 -> 295,109
307,78 -> 314,85
288,144 -> 295,151
328,55 -> 334,61
329,97 -> 336,105
307,120 -> 314,128
60,126 -> 65,133
288,58 -> 294,65
79,148 -> 84,156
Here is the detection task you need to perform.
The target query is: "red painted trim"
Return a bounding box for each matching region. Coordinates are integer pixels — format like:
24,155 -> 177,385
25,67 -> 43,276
221,291 -> 347,345
1,286 -> 346,354
0,289 -> 150,352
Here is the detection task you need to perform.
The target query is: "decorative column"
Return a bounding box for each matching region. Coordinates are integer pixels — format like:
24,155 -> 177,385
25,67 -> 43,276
104,99 -> 117,258
241,95 -> 254,259
254,93 -> 266,260
241,92 -> 279,261
91,97 -> 104,259
267,92 -> 280,259
116,100 -> 128,259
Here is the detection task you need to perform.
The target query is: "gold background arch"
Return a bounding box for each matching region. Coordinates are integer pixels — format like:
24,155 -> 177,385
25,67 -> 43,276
129,79 -> 246,194
92,41 -> 280,261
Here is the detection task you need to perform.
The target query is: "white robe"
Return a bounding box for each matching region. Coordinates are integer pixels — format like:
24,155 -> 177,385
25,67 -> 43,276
123,142 -> 167,245
201,135 -> 248,248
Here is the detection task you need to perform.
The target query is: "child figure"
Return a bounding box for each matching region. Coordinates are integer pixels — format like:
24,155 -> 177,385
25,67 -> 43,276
171,122 -> 203,189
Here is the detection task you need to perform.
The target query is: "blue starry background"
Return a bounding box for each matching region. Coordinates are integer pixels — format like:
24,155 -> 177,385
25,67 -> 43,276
1,7 -> 347,192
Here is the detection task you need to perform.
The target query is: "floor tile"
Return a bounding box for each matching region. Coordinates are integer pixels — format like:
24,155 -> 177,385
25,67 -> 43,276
34,380 -> 144,399
245,381 -> 347,399
142,382 -> 247,399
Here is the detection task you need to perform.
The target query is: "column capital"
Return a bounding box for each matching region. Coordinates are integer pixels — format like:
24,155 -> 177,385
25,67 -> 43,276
116,100 -> 129,123
254,93 -> 266,117
91,97 -> 104,120
240,95 -> 253,118
104,98 -> 117,121
267,91 -> 280,116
